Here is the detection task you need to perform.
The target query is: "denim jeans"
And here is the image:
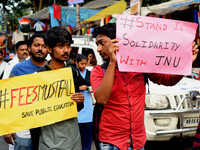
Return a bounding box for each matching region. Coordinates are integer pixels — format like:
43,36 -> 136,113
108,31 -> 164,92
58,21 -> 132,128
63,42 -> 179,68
14,134 -> 33,150
99,142 -> 145,150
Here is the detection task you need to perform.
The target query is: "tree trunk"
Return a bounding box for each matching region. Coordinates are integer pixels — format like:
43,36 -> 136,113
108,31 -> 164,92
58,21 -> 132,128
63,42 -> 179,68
32,0 -> 38,11
76,4 -> 80,35
38,0 -> 43,11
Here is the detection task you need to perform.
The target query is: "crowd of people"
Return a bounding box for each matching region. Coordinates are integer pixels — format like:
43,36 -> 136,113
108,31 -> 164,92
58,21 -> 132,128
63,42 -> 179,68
0,23 -> 199,150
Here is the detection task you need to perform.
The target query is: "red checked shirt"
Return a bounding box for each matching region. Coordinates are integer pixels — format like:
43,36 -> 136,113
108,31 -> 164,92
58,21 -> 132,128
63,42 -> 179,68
90,65 -> 171,150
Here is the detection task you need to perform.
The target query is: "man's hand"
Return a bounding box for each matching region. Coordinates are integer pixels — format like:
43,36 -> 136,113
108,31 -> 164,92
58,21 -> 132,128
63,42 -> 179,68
109,39 -> 119,64
88,55 -> 93,61
79,85 -> 88,91
4,133 -> 15,145
192,41 -> 199,63
71,93 -> 84,104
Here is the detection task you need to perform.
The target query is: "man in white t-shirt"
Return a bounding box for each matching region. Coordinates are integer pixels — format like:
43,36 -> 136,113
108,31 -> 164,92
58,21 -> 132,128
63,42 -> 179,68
3,41 -> 29,79
12,26 -> 24,48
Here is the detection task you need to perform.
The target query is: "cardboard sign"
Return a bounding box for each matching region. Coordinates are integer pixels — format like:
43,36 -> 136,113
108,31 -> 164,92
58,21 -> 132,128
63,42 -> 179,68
0,68 -> 77,136
116,14 -> 198,75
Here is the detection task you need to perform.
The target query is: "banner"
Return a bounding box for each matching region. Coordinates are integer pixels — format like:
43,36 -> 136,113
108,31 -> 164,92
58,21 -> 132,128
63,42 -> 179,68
0,68 -> 77,136
68,0 -> 84,5
116,14 -> 198,75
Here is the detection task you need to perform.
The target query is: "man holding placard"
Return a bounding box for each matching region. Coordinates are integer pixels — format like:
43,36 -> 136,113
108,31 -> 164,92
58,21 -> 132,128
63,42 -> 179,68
32,26 -> 84,150
4,32 -> 48,150
91,23 -> 199,150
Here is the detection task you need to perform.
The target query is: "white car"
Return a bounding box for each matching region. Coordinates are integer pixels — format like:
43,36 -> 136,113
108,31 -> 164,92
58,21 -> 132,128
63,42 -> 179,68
72,35 -> 200,141
145,76 -> 200,141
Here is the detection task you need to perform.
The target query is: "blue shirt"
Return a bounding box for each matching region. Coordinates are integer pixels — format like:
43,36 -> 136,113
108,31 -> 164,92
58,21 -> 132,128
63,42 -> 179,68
77,68 -> 93,123
10,59 -> 43,77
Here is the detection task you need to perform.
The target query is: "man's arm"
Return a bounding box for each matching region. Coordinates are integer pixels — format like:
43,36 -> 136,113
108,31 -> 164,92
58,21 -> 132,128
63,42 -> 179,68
4,133 -> 15,144
94,62 -> 115,105
71,66 -> 84,111
94,39 -> 119,105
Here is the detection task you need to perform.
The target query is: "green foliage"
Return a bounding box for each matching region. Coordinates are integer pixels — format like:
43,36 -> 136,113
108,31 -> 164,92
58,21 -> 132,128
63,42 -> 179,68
0,0 -> 32,32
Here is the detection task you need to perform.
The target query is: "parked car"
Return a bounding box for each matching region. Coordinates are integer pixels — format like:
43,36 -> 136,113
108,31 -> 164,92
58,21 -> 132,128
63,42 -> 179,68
145,76 -> 200,141
71,34 -> 200,141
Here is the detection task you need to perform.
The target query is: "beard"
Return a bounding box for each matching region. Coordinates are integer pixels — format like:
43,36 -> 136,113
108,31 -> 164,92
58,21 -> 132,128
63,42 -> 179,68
29,50 -> 47,62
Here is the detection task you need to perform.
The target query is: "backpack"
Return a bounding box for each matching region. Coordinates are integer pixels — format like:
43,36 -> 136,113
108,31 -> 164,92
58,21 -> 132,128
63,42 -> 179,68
92,62 -> 149,149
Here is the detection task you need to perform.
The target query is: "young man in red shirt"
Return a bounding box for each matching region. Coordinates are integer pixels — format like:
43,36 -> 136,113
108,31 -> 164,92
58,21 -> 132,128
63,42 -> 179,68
91,23 -> 199,150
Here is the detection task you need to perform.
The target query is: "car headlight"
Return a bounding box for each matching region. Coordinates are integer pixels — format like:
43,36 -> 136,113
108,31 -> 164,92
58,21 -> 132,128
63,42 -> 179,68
145,94 -> 170,110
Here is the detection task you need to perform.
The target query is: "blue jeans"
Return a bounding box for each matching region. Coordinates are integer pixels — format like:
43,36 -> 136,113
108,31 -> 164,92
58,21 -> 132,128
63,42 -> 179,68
78,122 -> 93,150
99,142 -> 145,150
14,134 -> 33,150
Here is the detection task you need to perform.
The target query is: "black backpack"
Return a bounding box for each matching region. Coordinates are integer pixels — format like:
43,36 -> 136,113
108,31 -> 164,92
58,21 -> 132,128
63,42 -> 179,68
92,62 -> 149,150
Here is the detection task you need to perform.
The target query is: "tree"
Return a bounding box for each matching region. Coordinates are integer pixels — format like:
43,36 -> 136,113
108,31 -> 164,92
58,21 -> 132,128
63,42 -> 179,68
0,0 -> 32,32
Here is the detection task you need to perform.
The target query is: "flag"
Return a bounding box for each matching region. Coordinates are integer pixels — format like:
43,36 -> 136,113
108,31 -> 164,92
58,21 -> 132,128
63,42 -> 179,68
53,4 -> 61,19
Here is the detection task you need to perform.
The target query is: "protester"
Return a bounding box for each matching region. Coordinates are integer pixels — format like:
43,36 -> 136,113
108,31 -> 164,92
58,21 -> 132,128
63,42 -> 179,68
32,26 -> 84,150
3,40 -> 29,79
4,32 -> 48,150
90,23 -> 199,150
87,52 -> 97,66
76,54 -> 93,150
0,50 -> 7,79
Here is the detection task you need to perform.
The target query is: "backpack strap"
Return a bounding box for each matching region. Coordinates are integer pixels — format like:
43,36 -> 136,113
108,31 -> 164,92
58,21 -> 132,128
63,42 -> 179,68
101,61 -> 109,74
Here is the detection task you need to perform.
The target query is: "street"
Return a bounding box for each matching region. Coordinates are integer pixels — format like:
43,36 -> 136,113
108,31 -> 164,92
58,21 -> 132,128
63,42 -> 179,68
145,137 -> 194,150
0,136 -> 8,150
0,136 -> 194,150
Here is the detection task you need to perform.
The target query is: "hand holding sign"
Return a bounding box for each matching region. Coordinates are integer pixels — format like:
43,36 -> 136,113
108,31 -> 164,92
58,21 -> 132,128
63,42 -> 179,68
109,39 -> 119,64
116,14 -> 198,75
192,42 -> 199,63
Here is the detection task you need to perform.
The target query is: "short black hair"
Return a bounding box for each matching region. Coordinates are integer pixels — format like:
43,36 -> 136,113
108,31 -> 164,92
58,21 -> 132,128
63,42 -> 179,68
15,41 -> 27,50
76,54 -> 88,63
46,26 -> 74,49
27,32 -> 47,47
92,23 -> 116,39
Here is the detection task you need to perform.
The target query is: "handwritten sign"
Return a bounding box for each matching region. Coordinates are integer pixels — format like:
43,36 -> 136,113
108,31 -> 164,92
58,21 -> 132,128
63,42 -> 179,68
0,68 -> 77,136
116,14 -> 198,75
